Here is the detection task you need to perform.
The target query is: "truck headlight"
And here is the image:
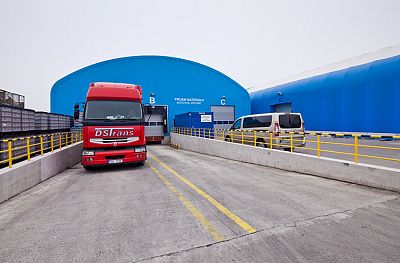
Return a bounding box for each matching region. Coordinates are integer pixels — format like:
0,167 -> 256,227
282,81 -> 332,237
134,146 -> 146,153
82,150 -> 95,156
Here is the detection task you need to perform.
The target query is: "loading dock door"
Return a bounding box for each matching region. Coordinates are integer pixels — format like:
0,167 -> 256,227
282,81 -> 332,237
211,105 -> 235,129
144,105 -> 168,142
273,103 -> 292,113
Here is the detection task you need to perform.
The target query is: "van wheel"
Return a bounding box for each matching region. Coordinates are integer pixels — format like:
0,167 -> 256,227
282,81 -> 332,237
256,139 -> 267,148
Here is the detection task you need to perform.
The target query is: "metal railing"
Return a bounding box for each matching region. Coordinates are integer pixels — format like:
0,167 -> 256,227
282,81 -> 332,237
172,127 -> 400,167
0,131 -> 82,168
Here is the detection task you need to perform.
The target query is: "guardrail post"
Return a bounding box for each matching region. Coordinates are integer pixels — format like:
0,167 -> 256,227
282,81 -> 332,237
8,141 -> 12,168
26,138 -> 31,161
59,134 -> 62,149
222,130 -> 225,141
269,132 -> 273,149
40,136 -> 44,155
254,131 -> 257,146
51,135 -> 54,152
66,133 -> 68,146
231,130 -> 233,143
208,128 -> 211,139
203,128 -> 206,138
290,133 -> 293,153
71,132 -> 74,144
354,135 -> 359,163
241,131 -> 244,144
317,135 -> 321,158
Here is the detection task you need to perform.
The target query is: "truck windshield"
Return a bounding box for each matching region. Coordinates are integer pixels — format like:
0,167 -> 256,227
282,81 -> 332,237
84,100 -> 143,120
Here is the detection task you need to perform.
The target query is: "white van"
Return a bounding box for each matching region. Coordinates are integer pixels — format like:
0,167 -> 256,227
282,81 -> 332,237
225,112 -> 306,149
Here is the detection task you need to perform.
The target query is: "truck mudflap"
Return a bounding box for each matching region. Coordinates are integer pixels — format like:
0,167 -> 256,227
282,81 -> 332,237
82,149 -> 147,166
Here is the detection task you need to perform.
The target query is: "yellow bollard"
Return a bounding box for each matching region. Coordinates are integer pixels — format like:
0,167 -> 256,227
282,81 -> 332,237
209,129 -> 211,139
241,131 -> 244,144
354,135 -> 359,163
269,132 -> 273,149
222,130 -> 225,141
317,135 -> 321,158
290,133 -> 293,153
59,134 -> 62,149
40,136 -> 44,155
8,141 -> 12,168
254,131 -> 257,147
51,135 -> 54,152
27,138 -> 31,161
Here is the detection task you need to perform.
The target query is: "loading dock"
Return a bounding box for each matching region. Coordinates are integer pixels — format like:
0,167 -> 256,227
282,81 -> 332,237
144,105 -> 168,143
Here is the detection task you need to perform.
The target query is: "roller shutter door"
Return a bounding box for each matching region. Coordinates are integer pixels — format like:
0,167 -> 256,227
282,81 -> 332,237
211,105 -> 235,129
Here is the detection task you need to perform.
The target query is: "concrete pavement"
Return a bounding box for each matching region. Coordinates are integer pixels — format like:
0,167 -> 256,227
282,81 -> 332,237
0,145 -> 399,262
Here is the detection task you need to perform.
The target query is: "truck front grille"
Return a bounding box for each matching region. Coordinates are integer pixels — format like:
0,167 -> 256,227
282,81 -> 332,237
89,137 -> 139,144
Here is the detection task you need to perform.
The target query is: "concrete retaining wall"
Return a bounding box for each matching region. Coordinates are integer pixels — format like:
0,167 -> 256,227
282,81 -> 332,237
0,143 -> 82,204
171,133 -> 400,193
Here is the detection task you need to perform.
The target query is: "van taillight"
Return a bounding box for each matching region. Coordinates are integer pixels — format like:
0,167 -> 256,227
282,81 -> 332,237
274,122 -> 280,136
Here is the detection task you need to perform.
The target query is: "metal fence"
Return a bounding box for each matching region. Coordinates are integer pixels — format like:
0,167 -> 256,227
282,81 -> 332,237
172,127 -> 400,167
0,131 -> 82,168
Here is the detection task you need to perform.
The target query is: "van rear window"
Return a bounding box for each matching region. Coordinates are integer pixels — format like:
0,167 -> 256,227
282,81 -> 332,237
279,114 -> 301,128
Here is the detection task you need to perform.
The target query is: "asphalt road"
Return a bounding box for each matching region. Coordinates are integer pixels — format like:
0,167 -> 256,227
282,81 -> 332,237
0,145 -> 399,262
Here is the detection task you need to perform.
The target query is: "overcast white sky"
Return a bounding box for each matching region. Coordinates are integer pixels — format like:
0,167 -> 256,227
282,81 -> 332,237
0,0 -> 399,111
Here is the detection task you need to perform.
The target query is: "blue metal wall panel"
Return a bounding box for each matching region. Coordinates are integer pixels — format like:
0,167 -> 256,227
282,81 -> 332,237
250,55 -> 400,133
51,56 -> 250,132
175,112 -> 214,129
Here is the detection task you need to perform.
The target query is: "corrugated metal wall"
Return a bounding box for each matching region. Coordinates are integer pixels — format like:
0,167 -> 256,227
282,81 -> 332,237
250,55 -> 400,133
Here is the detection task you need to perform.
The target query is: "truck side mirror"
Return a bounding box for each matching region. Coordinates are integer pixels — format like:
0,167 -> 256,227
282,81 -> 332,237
74,104 -> 80,120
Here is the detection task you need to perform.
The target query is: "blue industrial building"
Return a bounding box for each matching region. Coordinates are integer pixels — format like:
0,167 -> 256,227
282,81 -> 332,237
51,56 -> 251,133
250,55 -> 400,133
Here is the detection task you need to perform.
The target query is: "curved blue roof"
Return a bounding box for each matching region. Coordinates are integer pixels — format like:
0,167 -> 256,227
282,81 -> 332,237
250,55 -> 400,133
51,56 -> 250,129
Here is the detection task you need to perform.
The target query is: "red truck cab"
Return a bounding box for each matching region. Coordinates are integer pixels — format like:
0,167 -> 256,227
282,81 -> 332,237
77,82 -> 146,170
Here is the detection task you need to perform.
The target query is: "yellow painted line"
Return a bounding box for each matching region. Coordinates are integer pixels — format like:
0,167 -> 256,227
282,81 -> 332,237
148,162 -> 224,242
149,153 -> 256,234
